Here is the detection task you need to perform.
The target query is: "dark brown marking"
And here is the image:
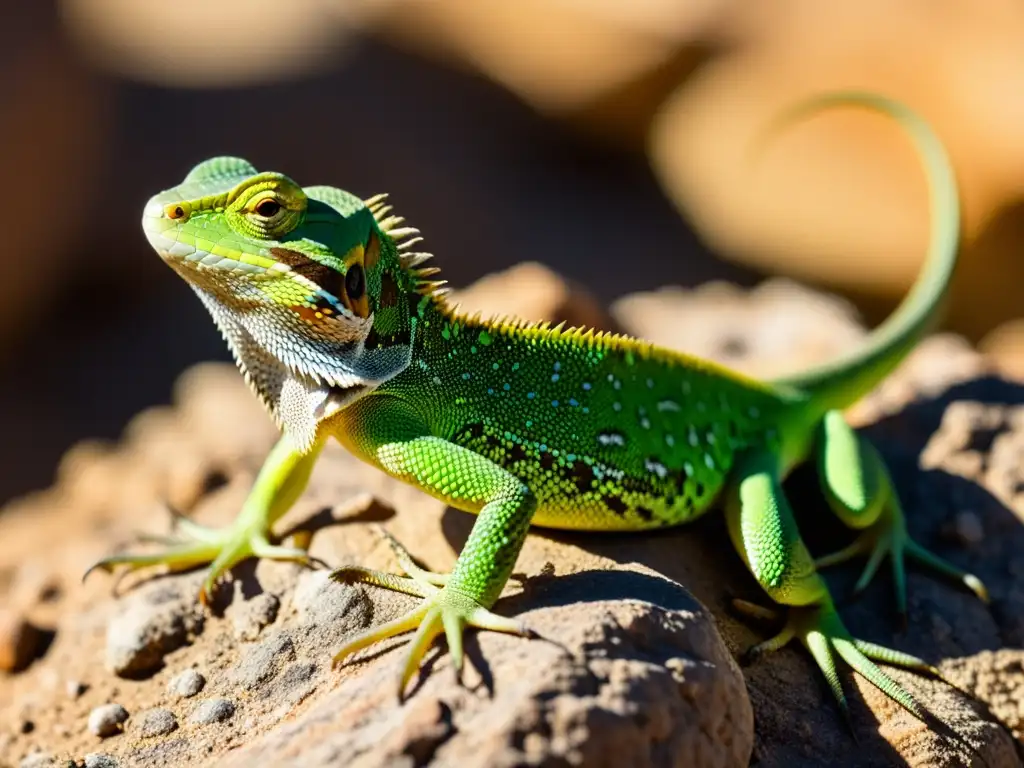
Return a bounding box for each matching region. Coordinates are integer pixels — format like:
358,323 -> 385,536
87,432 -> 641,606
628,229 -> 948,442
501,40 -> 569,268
604,495 -> 628,516
460,422 -> 485,440
379,272 -> 399,309
540,452 -> 556,471
670,465 -> 689,494
270,247 -> 344,299
570,462 -> 595,492
694,482 -> 705,497
635,506 -> 655,523
508,444 -> 528,462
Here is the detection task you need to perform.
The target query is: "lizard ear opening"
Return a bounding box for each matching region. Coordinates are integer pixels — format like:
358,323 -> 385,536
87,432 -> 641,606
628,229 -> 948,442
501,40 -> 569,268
340,245 -> 371,320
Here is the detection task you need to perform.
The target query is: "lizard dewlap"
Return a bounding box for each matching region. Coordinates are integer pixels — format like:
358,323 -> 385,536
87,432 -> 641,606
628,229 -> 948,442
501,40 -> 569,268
87,93 -> 993,739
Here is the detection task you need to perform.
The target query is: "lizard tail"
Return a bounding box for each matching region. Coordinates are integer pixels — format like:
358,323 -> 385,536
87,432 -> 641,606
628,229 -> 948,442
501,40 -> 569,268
762,92 -> 960,414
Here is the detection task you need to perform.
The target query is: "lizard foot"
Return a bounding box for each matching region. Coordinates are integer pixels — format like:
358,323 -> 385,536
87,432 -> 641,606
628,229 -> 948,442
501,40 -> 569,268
329,527 -> 535,698
83,507 -> 320,605
813,506 -> 988,618
732,597 -> 948,729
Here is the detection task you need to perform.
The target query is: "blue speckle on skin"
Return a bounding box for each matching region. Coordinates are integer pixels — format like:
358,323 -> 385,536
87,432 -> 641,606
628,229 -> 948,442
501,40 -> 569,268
492,362 -> 500,370
503,383 -> 511,391
582,382 -> 591,390
527,392 -> 536,399
462,372 -> 471,380
551,374 -> 560,382
554,361 -> 561,372
488,388 -> 494,395
569,398 -> 579,407
552,400 -> 559,407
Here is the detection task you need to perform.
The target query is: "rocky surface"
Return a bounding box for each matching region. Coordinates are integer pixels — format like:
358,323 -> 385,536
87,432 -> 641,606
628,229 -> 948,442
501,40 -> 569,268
0,266 -> 1022,767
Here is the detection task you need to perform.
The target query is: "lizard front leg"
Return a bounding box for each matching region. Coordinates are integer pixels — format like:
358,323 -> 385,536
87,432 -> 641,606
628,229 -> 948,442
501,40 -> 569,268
85,435 -> 324,604
724,451 -> 942,725
327,395 -> 537,697
813,410 -> 988,617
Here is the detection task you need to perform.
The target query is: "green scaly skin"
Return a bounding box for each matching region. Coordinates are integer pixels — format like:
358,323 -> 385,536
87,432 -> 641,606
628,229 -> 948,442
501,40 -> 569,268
86,93 -> 991,730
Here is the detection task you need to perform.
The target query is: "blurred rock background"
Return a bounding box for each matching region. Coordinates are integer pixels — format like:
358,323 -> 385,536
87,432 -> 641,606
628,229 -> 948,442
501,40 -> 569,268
3,0 -> 1024,505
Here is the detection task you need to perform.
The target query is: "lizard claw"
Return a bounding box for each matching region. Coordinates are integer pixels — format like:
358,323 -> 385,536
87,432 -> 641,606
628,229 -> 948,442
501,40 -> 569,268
84,515 -> 318,605
814,506 -> 989,617
329,529 -> 534,697
736,598 -> 942,726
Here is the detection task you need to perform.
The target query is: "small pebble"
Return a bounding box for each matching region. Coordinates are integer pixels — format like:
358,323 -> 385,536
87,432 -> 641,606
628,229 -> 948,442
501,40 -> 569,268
85,754 -> 118,768
136,708 -> 178,738
168,669 -> 205,699
0,609 -> 43,672
190,698 -> 235,725
65,680 -> 87,699
88,703 -> 129,737
19,719 -> 34,734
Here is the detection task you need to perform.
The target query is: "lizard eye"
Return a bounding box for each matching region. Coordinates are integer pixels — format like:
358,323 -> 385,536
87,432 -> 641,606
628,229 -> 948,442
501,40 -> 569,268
255,199 -> 282,218
345,264 -> 365,301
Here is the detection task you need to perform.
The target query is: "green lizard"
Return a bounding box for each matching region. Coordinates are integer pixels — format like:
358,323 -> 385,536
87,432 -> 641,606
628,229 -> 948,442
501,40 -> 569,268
88,92 -> 989,727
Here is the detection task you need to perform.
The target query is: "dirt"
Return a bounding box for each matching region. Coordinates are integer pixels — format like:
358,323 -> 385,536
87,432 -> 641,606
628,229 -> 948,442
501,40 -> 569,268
0,266 -> 1022,767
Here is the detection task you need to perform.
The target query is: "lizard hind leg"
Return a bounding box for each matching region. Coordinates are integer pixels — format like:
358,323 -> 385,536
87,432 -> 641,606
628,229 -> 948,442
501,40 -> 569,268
813,411 -> 989,617
724,451 -> 942,727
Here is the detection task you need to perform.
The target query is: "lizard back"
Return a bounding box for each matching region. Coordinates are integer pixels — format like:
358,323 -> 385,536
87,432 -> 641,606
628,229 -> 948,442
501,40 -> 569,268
380,300 -> 800,531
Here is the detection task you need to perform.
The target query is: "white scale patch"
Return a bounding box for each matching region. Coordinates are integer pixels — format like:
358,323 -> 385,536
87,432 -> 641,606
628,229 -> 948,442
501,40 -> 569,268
644,458 -> 668,479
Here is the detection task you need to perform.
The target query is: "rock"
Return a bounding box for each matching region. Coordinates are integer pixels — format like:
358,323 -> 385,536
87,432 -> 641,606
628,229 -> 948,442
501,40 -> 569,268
167,669 -> 206,699
83,754 -> 118,768
135,708 -> 178,738
104,577 -> 205,677
87,703 -> 129,738
190,698 -> 236,726
218,579 -> 752,768
0,609 -> 44,672
229,593 -> 280,642
65,680 -> 86,699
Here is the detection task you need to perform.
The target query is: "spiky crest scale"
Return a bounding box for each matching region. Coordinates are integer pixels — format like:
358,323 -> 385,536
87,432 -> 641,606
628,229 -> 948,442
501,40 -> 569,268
363,192 -> 451,298
363,190 -> 777,391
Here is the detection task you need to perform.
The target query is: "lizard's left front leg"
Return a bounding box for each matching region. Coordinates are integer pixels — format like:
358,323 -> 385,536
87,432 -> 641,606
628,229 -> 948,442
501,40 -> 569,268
327,396 -> 537,697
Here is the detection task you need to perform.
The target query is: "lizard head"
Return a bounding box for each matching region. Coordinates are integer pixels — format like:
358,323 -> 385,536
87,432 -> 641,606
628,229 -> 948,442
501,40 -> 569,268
142,156 -> 439,451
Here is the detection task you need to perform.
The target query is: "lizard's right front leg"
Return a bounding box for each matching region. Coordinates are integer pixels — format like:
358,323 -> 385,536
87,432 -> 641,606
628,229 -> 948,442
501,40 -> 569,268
326,395 -> 538,698
84,435 -> 324,604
